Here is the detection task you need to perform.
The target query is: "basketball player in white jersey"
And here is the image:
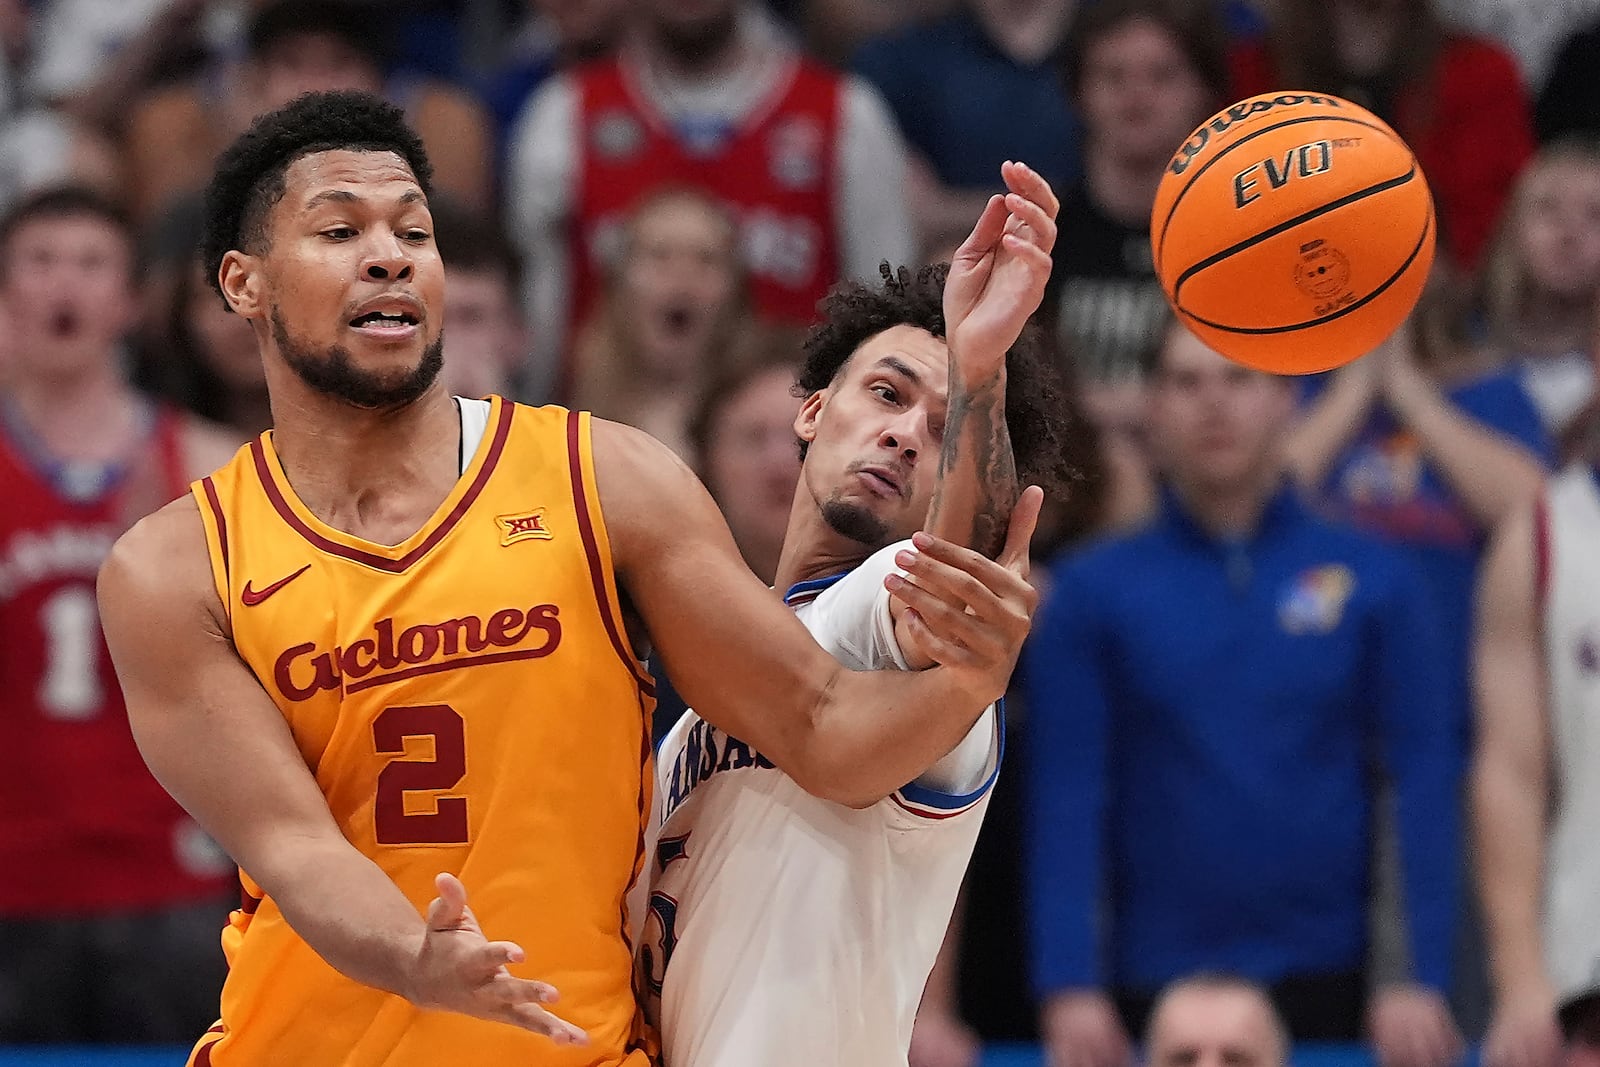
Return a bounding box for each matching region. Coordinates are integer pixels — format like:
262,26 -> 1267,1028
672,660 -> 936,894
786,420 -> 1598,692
641,161 -> 1076,1065
1474,407 -> 1600,1067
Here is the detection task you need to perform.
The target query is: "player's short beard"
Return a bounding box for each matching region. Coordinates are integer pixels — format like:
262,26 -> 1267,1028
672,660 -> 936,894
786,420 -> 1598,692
820,496 -> 890,548
650,6 -> 739,69
271,305 -> 444,410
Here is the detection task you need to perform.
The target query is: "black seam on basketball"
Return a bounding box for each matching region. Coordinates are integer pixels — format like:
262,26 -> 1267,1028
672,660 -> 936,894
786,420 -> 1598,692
1177,205 -> 1433,336
1155,114 -> 1401,267
1170,160 -> 1418,307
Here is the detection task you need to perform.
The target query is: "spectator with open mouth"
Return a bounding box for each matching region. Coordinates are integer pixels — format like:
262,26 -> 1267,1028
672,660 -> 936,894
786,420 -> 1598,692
571,187 -> 798,461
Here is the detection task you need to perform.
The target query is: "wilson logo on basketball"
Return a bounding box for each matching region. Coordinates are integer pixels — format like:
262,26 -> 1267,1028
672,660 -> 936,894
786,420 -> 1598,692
272,606 -> 563,701
1233,140 -> 1338,208
1166,93 -> 1346,176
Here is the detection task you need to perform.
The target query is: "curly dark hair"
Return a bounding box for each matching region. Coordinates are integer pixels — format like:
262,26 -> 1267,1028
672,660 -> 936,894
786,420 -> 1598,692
796,262 -> 1081,496
200,90 -> 434,306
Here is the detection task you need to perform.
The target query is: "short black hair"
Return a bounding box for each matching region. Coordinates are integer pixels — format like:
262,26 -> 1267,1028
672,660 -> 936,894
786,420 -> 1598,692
797,262 -> 1079,495
0,185 -> 136,273
248,0 -> 389,70
1061,0 -> 1231,103
200,90 -> 434,306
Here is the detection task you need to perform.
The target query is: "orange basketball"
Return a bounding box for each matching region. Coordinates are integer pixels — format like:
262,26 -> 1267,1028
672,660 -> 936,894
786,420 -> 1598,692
1151,91 -> 1435,375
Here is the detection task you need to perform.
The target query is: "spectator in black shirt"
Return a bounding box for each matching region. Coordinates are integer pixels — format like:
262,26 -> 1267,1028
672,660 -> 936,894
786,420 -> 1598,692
1043,0 -> 1227,451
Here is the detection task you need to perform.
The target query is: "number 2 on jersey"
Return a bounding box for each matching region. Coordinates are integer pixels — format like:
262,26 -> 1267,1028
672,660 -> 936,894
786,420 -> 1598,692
373,703 -> 469,845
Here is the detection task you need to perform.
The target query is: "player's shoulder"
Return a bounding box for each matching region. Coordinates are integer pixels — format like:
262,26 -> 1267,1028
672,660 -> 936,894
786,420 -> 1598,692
99,494 -> 212,609
588,415 -> 701,501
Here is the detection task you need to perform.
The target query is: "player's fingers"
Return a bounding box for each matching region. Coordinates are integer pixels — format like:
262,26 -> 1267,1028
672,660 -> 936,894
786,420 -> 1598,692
886,573 -> 984,641
899,609 -> 983,668
480,939 -> 527,970
428,872 -> 468,928
1004,192 -> 1057,253
490,972 -> 560,1006
997,486 -> 1044,575
952,195 -> 1008,263
895,544 -> 1003,611
504,999 -> 590,1045
897,540 -> 1031,623
895,590 -> 1008,664
1002,159 -> 1061,219
999,234 -> 1055,279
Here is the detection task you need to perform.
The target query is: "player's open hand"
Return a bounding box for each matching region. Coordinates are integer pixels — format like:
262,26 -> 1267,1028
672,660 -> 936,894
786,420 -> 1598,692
886,486 -> 1042,699
407,873 -> 588,1046
943,161 -> 1059,388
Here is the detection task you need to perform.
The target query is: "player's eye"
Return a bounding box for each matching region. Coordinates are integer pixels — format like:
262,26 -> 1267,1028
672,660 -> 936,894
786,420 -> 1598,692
870,384 -> 898,404
401,229 -> 431,243
321,226 -> 357,241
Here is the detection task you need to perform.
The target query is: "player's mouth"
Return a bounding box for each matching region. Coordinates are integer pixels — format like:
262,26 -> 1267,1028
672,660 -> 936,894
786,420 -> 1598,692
348,298 -> 423,339
855,465 -> 904,499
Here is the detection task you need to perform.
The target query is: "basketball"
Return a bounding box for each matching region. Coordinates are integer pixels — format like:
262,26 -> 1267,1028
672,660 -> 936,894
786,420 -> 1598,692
1151,91 -> 1435,375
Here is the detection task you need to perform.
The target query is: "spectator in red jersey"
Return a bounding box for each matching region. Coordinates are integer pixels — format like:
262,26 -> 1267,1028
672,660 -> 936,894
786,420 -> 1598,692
505,0 -> 914,403
0,187 -> 240,1043
484,0 -> 635,155
1229,0 -> 1535,271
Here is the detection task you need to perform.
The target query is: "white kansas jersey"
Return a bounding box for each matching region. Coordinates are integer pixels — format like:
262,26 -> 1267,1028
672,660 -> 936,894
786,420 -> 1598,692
641,540 -> 1000,1067
1539,463 -> 1600,1005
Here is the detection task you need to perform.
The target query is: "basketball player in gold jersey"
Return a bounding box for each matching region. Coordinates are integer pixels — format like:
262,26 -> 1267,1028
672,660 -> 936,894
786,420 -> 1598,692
95,90 -> 1049,1067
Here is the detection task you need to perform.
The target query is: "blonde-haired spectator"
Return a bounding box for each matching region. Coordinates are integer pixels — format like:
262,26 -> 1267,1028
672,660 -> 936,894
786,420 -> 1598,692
1478,137 -> 1600,437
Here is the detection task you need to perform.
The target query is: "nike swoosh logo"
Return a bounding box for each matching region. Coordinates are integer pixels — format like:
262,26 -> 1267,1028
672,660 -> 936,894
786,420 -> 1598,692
241,565 -> 311,607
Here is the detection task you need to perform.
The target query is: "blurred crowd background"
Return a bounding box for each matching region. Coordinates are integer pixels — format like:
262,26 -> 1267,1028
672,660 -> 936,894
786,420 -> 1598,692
2,0 -> 1599,1065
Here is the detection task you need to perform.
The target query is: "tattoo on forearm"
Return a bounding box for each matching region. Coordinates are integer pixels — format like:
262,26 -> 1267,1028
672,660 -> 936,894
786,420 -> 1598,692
927,369 -> 1017,558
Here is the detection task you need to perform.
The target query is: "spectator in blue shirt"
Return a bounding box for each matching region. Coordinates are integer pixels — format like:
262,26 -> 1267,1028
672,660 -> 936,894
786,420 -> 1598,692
852,0 -> 1080,255
1025,320 -> 1466,1067
1284,255 -> 1553,753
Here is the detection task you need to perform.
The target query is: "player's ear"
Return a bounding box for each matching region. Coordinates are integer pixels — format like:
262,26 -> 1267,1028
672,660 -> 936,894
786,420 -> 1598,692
794,389 -> 826,444
218,250 -> 264,319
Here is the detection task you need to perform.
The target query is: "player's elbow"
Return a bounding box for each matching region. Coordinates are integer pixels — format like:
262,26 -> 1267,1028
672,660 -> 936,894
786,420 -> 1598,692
778,710 -> 895,810
785,754 -> 889,810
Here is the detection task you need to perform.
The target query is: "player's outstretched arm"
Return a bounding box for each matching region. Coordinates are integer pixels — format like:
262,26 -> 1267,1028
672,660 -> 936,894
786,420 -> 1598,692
922,161 -> 1056,560
596,420 -> 1030,809
96,499 -> 585,1045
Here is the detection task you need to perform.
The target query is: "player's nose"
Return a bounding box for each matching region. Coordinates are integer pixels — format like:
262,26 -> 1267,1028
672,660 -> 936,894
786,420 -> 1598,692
361,233 -> 414,282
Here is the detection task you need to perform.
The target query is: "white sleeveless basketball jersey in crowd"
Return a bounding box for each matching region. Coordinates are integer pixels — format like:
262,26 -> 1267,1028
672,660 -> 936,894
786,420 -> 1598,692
1539,463 -> 1600,1005
640,540 -> 1000,1066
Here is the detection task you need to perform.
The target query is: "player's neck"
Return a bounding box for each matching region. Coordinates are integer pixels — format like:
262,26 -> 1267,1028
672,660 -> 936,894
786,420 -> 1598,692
772,492 -> 874,594
265,380 -> 462,543
6,360 -> 140,462
1085,149 -> 1162,227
